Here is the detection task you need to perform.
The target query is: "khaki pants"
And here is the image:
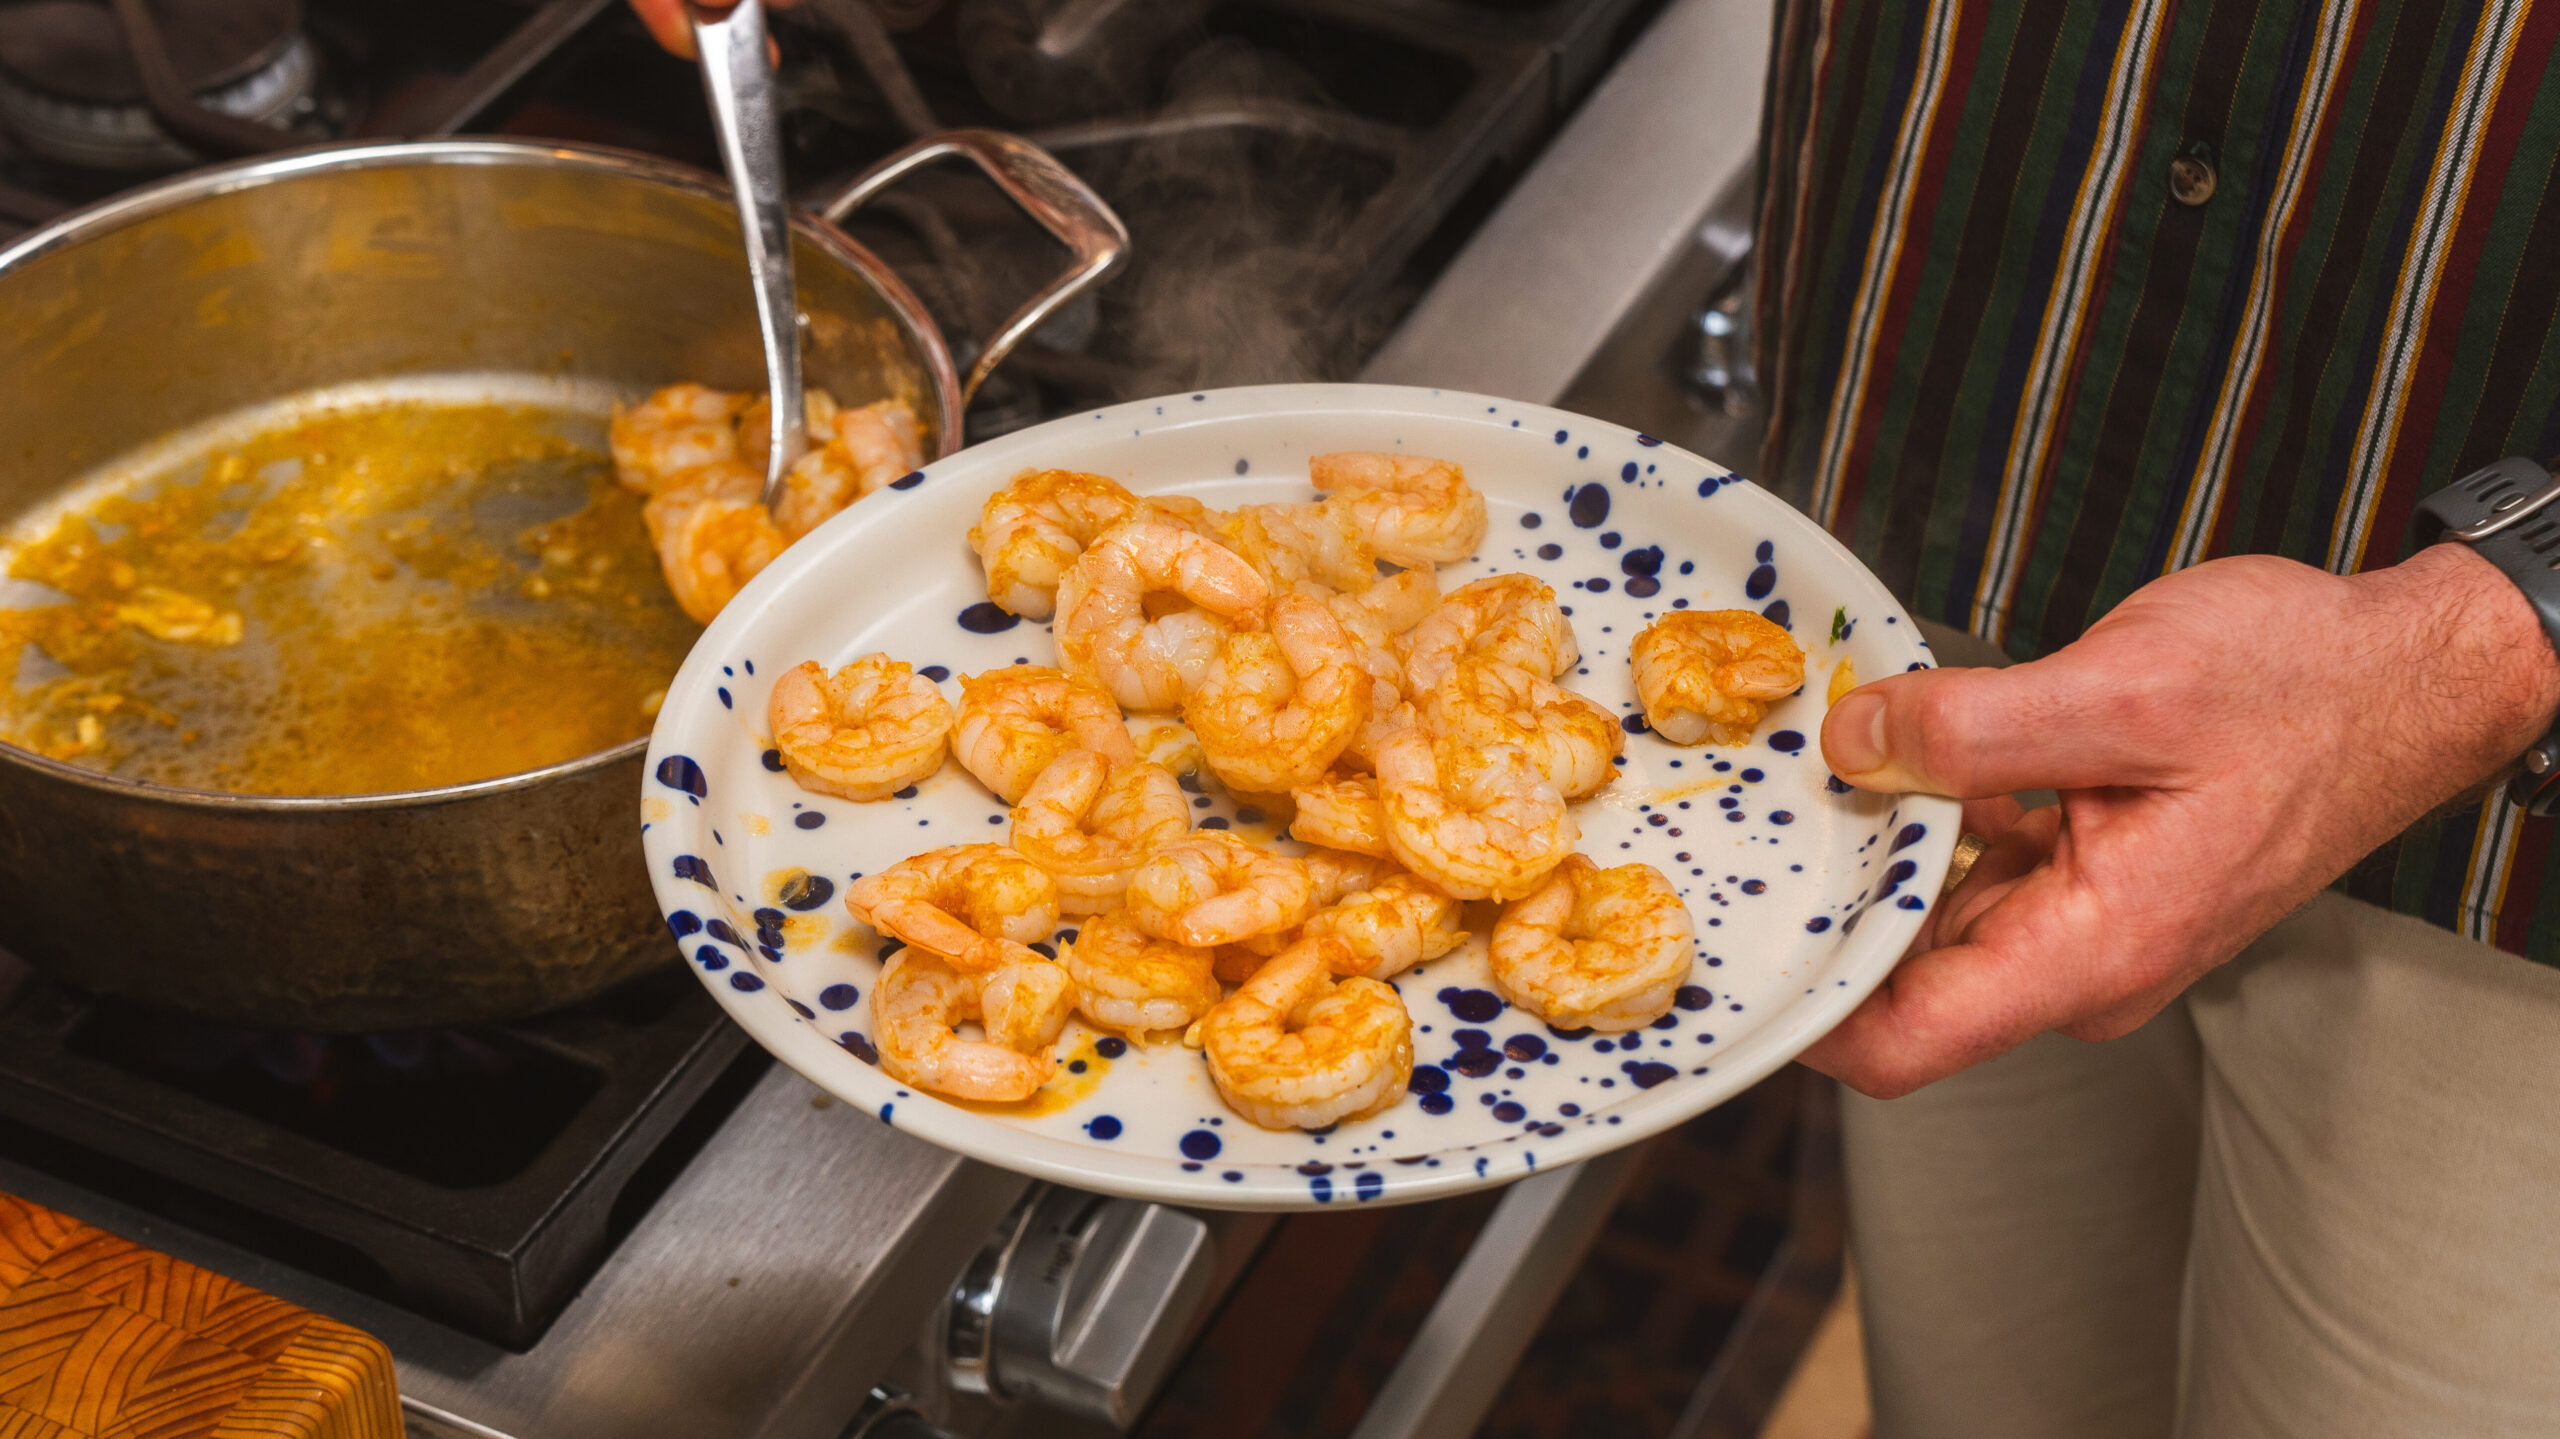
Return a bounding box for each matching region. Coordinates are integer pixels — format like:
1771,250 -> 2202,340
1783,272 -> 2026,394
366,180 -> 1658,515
1849,627 -> 2560,1437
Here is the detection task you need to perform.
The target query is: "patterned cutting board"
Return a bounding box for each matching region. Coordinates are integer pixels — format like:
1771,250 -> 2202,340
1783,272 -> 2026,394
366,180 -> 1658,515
0,1192 -> 398,1439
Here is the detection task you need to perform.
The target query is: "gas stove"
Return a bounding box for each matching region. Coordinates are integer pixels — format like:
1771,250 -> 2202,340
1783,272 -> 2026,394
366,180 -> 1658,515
0,0 -> 1788,1434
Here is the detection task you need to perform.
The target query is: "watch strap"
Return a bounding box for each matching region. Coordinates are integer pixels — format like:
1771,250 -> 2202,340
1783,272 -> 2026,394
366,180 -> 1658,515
2416,456 -> 2560,816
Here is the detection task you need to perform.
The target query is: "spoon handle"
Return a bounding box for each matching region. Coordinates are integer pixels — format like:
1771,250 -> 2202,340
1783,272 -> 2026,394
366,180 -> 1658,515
690,0 -> 807,508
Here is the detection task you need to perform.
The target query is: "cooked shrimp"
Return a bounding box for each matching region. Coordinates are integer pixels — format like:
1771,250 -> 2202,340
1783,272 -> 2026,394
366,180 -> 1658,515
1126,832 -> 1314,948
970,471 -> 1209,618
1290,773 -> 1389,857
1199,936 -> 1413,1130
1303,874 -> 1465,979
1213,502 -> 1377,596
951,665 -> 1137,804
610,383 -> 747,493
1374,716 -> 1577,901
847,844 -> 1059,972
1347,564 -> 1440,635
1629,609 -> 1807,745
767,654 -> 954,801
871,951 -> 1058,1102
770,398 -> 929,539
1304,846 -> 1402,906
1061,911 -> 1221,1041
1127,715 -> 1206,777
1320,581 -> 1425,771
1422,656 -> 1622,799
1309,452 -> 1488,567
1401,574 -> 1580,697
975,958 -> 1079,1053
734,386 -> 841,475
642,461 -> 790,623
1055,521 -> 1269,712
1010,750 -> 1191,914
1489,856 -> 1695,1031
1185,593 -> 1367,794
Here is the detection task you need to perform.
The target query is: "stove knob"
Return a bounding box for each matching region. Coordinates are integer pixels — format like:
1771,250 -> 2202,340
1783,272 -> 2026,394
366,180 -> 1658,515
972,1186 -> 1215,1427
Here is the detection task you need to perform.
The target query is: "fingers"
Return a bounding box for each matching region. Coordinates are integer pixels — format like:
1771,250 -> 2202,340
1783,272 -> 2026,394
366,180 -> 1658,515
1821,653 -> 2186,799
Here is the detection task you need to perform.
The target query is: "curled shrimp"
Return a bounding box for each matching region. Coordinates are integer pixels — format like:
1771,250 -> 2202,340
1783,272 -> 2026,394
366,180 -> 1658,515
1126,832 -> 1314,948
970,471 -> 1209,618
1061,910 -> 1221,1042
769,397 -> 929,540
1212,502 -> 1378,596
1055,521 -> 1270,712
1184,593 -> 1367,794
976,957 -> 1080,1053
1303,873 -> 1465,979
1010,750 -> 1191,914
1305,846 -> 1402,906
611,383 -> 747,494
1629,609 -> 1807,746
1199,936 -> 1413,1130
1400,574 -> 1580,698
642,462 -> 789,623
951,665 -> 1136,804
871,951 -> 1064,1102
767,654 -> 954,801
1322,577 -> 1433,770
1423,656 -> 1623,799
1375,715 -> 1577,901
1489,856 -> 1696,1031
1291,773 -> 1389,857
1309,452 -> 1488,567
847,844 -> 1059,973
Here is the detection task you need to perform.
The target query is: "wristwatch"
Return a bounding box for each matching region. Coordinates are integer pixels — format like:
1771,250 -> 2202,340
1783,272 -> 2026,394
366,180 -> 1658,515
2416,456 -> 2560,815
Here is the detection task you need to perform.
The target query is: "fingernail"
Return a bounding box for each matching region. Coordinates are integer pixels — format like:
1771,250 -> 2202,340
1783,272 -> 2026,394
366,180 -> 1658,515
1827,691 -> 1888,775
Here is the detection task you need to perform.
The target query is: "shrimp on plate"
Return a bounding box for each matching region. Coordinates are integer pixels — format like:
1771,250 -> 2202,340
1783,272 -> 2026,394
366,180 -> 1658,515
1422,655 -> 1623,799
1199,936 -> 1413,1130
642,462 -> 790,624
975,957 -> 1080,1054
847,844 -> 1060,973
1489,855 -> 1695,1032
1302,873 -> 1465,979
1290,773 -> 1389,857
1304,846 -> 1402,906
1322,573 -> 1436,771
970,470 -> 1209,619
871,950 -> 1065,1102
1184,593 -> 1367,794
767,653 -> 953,801
769,397 -> 928,540
1054,520 -> 1269,712
1126,832 -> 1314,949
951,664 -> 1137,804
1010,749 -> 1190,914
1400,574 -> 1580,698
1212,503 -> 1378,597
1628,609 -> 1806,746
1308,452 -> 1488,568
1060,910 -> 1221,1042
611,382 -> 747,494
1374,713 -> 1577,901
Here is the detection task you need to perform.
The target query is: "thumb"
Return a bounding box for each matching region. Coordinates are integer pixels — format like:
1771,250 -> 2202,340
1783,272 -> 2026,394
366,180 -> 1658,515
1820,656 -> 2179,798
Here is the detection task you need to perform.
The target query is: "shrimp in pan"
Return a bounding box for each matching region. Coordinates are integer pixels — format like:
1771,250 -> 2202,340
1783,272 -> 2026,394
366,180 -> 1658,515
1291,773 -> 1390,858
1400,574 -> 1580,698
1629,609 -> 1807,746
642,462 -> 790,624
610,382 -> 747,494
1489,856 -> 1695,1032
1126,832 -> 1315,948
1302,873 -> 1465,979
1060,911 -> 1221,1043
1055,521 -> 1269,712
847,844 -> 1060,973
951,665 -> 1136,805
767,653 -> 954,801
1422,656 -> 1623,799
1010,750 -> 1191,914
871,951 -> 1065,1103
769,398 -> 929,540
1308,452 -> 1488,567
970,470 -> 1209,619
1199,936 -> 1413,1130
1185,593 -> 1367,795
1374,714 -> 1577,901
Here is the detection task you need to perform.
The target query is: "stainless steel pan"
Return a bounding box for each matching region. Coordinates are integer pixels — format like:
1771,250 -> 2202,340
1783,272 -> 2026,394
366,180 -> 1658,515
0,135 -> 1123,1030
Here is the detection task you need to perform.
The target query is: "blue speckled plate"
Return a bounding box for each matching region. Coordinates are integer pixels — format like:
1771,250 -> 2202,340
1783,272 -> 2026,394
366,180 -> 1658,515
642,384 -> 1957,1210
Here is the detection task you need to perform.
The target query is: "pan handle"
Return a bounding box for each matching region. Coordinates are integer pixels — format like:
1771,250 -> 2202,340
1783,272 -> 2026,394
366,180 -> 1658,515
812,130 -> 1129,407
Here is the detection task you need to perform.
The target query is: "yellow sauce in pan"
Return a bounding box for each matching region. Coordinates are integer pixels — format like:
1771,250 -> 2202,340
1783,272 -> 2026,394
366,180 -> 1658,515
0,403 -> 700,795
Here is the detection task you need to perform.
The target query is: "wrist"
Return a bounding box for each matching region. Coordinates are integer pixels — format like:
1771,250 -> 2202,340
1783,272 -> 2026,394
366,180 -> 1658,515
2361,542 -> 2560,766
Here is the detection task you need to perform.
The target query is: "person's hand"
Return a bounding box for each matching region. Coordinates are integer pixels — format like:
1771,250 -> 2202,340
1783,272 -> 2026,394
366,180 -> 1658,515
628,0 -> 802,59
1801,545 -> 2560,1098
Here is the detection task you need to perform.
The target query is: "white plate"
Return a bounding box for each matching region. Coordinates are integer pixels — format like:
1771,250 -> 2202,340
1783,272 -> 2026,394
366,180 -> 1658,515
642,383 -> 1956,1210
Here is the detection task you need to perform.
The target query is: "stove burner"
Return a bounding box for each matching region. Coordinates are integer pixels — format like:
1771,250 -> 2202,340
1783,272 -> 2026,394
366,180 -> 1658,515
0,0 -> 314,170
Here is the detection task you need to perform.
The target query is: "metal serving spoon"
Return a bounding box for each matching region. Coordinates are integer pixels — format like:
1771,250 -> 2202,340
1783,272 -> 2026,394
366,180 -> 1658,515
688,0 -> 807,511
